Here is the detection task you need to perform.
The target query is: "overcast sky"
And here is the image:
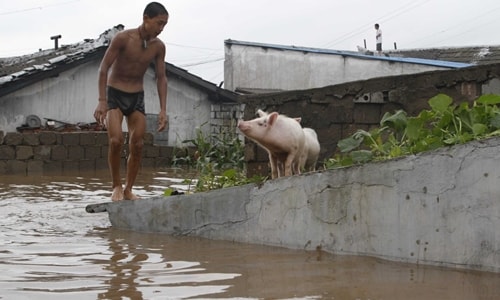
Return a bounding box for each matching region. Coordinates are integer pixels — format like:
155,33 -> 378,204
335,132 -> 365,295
1,0 -> 499,85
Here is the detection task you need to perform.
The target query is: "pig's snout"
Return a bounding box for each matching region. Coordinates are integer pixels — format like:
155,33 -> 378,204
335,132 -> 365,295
237,120 -> 249,131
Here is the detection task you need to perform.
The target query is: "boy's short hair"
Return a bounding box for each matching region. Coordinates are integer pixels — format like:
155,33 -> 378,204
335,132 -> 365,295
144,2 -> 169,18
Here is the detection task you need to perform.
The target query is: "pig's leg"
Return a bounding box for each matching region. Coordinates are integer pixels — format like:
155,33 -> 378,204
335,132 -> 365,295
283,154 -> 296,176
269,153 -> 279,179
277,160 -> 285,177
292,157 -> 301,175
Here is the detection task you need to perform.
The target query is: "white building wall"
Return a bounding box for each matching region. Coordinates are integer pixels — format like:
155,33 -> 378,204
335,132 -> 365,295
224,44 -> 450,91
0,61 -> 214,147
0,61 -> 99,132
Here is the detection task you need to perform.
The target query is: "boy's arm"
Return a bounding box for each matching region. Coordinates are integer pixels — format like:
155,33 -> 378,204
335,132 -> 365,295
155,42 -> 168,132
94,33 -> 124,125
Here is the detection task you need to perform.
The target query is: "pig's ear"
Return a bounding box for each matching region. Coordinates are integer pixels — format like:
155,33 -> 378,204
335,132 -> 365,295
257,109 -> 267,117
268,112 -> 279,126
294,117 -> 302,123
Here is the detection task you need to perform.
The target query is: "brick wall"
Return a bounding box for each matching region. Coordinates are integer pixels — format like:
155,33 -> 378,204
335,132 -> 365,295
210,103 -> 244,135
0,131 -> 176,176
239,63 -> 500,177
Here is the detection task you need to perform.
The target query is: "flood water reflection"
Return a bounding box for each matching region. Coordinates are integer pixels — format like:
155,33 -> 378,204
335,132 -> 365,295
0,168 -> 499,299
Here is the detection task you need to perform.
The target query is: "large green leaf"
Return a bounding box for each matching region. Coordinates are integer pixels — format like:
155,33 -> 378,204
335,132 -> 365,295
380,110 -> 407,130
476,94 -> 500,105
429,94 -> 453,114
406,117 -> 424,141
350,150 -> 373,163
472,123 -> 487,136
490,114 -> 500,129
338,135 -> 364,153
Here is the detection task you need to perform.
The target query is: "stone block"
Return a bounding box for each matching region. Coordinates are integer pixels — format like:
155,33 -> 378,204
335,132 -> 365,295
4,132 -> 23,145
155,157 -> 171,168
141,157 -> 155,168
95,132 -> 109,145
0,161 -> 6,174
0,145 -> 15,160
43,161 -> 62,174
80,133 -> 96,145
254,145 -> 269,162
67,145 -> 85,160
101,146 -> 109,158
6,160 -> 26,175
51,145 -> 67,161
39,132 -> 57,145
62,133 -> 80,145
16,146 -> 34,160
143,145 -> 160,158
247,161 -> 270,178
144,132 -> 154,145
85,146 -> 102,160
95,158 -> 108,170
22,133 -> 40,146
244,143 -> 255,161
353,103 -> 382,124
34,145 -> 51,160
63,160 -> 79,172
159,146 -> 173,158
27,160 -> 43,175
78,159 -> 95,171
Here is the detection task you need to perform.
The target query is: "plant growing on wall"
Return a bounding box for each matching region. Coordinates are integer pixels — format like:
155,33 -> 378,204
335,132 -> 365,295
325,94 -> 500,168
169,123 -> 265,194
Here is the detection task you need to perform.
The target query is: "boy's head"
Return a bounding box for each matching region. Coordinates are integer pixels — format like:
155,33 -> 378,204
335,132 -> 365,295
144,2 -> 169,18
374,23 -> 379,29
142,2 -> 169,38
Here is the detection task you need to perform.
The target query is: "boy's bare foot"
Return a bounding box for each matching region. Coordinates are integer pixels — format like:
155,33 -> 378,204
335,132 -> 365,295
124,189 -> 140,200
111,186 -> 124,201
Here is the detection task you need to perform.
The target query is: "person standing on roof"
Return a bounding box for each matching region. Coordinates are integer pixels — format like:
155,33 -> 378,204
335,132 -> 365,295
93,2 -> 169,201
374,23 -> 382,55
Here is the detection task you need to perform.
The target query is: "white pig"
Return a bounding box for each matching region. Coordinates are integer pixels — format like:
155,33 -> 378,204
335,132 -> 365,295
301,128 -> 320,172
259,109 -> 320,172
237,112 -> 305,179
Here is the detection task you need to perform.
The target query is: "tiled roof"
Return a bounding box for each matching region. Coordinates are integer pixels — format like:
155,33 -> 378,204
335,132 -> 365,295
0,25 -> 123,86
388,46 -> 500,65
0,25 -> 237,102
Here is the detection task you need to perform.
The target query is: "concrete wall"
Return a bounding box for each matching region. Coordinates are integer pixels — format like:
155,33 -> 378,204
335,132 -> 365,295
101,136 -> 500,273
224,43 -> 453,91
239,63 -> 500,177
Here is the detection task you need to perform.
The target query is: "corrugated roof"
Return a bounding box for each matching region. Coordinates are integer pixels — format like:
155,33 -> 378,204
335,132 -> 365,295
225,39 -> 473,69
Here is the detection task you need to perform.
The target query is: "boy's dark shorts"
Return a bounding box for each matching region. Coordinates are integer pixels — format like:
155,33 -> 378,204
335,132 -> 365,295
107,86 -> 145,116
376,43 -> 382,51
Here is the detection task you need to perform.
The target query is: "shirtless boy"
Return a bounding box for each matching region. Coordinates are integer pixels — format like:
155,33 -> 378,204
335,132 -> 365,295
93,2 -> 169,201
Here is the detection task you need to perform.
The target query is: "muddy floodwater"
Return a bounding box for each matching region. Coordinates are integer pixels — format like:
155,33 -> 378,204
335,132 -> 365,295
0,168 -> 499,300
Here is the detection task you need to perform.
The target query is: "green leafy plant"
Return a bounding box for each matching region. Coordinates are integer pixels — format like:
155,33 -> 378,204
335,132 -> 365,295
170,123 -> 266,193
326,94 -> 500,169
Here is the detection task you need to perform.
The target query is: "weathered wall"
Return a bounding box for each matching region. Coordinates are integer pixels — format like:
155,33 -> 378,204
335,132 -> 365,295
101,136 -> 500,273
0,131 -> 179,176
239,63 -> 500,177
224,41 -> 459,91
0,101 -> 241,176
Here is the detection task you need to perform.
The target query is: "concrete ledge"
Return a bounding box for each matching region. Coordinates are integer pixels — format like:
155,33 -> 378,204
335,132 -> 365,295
104,136 -> 500,273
